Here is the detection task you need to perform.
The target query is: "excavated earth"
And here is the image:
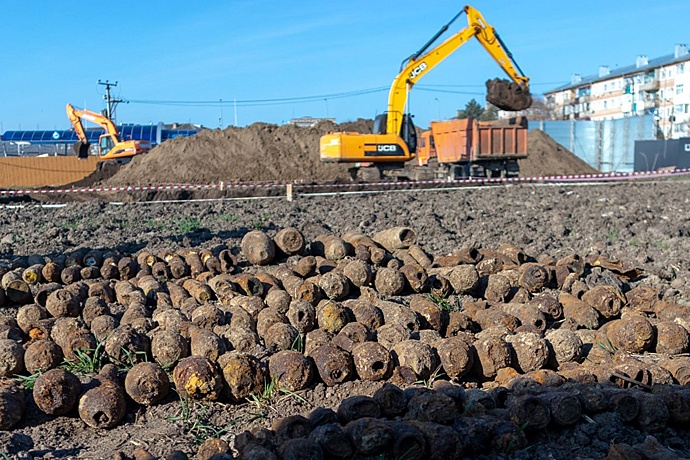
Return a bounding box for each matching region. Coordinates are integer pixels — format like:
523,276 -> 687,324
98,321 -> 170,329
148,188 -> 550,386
0,123 -> 687,460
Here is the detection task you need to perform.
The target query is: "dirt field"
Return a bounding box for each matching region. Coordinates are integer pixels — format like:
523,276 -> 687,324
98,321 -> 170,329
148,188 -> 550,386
1,178 -> 690,459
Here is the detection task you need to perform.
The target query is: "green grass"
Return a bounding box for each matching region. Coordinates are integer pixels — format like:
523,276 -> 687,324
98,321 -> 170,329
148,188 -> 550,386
15,371 -> 42,390
167,395 -> 233,445
215,213 -> 238,224
176,217 -> 201,234
428,292 -> 455,312
59,343 -> 105,375
289,333 -> 305,353
607,228 -> 619,240
248,376 -> 308,415
414,364 -> 446,388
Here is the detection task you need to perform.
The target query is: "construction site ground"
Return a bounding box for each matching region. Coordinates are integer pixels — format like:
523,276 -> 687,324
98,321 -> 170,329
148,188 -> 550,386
1,124 -> 688,459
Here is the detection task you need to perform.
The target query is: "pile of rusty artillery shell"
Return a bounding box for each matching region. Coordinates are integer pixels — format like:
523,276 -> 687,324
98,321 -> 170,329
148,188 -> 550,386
1,224 -> 690,436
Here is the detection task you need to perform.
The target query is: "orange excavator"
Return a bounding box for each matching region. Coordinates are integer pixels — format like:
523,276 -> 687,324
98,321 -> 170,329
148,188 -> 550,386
65,103 -> 151,162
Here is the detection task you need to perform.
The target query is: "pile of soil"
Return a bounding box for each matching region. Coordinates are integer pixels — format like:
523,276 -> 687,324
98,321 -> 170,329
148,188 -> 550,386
519,130 -> 599,178
100,121 -> 596,187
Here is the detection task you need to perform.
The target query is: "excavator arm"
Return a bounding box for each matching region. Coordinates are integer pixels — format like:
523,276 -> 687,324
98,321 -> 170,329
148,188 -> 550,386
66,103 -> 122,159
384,5 -> 531,137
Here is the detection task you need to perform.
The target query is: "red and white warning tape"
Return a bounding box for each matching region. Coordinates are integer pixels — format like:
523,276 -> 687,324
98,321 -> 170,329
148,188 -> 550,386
2,168 -> 689,196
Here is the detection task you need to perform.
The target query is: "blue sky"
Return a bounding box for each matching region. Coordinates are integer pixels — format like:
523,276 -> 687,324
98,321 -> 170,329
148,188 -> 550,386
1,1 -> 690,132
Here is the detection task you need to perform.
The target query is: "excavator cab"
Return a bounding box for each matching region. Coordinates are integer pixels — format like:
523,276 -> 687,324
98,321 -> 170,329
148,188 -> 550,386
373,113 -> 417,153
99,134 -> 117,157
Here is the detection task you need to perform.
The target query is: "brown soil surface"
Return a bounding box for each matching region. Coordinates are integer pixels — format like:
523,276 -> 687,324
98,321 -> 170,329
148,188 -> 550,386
1,179 -> 690,459
519,130 -> 599,178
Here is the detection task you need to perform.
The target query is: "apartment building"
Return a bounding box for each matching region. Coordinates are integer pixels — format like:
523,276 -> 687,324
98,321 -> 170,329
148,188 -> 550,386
544,44 -> 690,139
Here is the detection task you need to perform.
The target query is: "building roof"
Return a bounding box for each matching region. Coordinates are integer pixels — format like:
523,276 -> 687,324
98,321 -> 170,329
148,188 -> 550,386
545,50 -> 690,95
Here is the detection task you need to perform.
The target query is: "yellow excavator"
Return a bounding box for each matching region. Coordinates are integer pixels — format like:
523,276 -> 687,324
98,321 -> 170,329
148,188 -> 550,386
320,4 -> 531,179
65,103 -> 151,162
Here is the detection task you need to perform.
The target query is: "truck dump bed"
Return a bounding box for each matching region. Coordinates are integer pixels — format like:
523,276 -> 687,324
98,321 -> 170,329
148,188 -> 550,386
429,117 -> 528,164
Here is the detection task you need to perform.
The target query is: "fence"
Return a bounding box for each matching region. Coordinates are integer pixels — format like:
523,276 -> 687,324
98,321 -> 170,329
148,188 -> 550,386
534,115 -> 655,173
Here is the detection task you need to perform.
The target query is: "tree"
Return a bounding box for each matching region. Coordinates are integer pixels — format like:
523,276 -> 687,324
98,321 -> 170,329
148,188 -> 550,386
455,99 -> 484,119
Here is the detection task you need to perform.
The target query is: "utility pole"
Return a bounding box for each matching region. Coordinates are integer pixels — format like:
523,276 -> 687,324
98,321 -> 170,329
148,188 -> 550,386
98,80 -> 123,122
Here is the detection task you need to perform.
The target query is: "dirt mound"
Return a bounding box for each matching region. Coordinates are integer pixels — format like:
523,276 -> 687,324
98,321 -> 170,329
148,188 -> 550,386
103,120 -> 595,187
519,129 -> 599,177
104,120 -> 373,187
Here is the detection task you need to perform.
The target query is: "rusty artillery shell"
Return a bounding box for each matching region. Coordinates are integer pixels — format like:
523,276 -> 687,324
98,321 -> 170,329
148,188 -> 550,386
657,387 -> 690,424
116,256 -> 137,280
635,392 -> 669,433
273,227 -> 306,256
78,378 -> 126,429
22,263 -> 44,285
196,438 -> 231,460
399,263 -> 429,293
292,256 -> 316,278
0,381 -> 25,430
436,336 -> 474,379
517,262 -> 550,293
24,339 -> 63,374
90,315 -> 118,343
406,244 -> 432,268
405,420 -> 462,460
316,300 -> 350,334
218,351 -> 265,402
124,362 -> 169,406
114,280 -> 145,306
207,275 -> 237,305
151,329 -> 189,367
599,387 -> 640,423
464,300 -> 519,332
181,278 -> 214,303
100,256 -> 119,280
655,321 -> 690,354
310,343 -> 353,386
332,322 -> 371,352
559,291 -> 600,330
507,394 -> 550,431
346,300 -> 384,331
256,307 -> 287,339
625,286 -> 659,313
189,326 -> 226,362
318,271 -> 350,300
376,322 -> 411,350
104,324 -> 150,366
45,288 -> 80,318
495,242 -> 527,266
265,323 -> 299,351
351,341 -> 392,381
374,266 -> 405,296
502,302 -> 547,334
230,296 -> 265,321
286,300 -> 316,333
658,356 -> 690,385
472,335 -> 513,380
426,274 -> 451,300
268,350 -> 315,391
545,329 -> 583,369
265,289 -> 292,314
277,438 -> 323,460
483,273 -> 512,304
231,273 -> 264,298
382,422 -> 425,460
3,274 -> 32,304
335,395 -> 380,425
79,266 -> 100,280
87,281 -> 115,305
305,328 -> 333,356
60,265 -> 82,285
375,299 -> 420,333
32,368 -> 81,415
295,279 -> 323,305
172,356 -> 222,401
505,332 -> 549,373
391,340 -> 438,380
33,282 -> 61,309
215,249 -> 235,274
553,253 -> 584,287
369,383 -> 407,418
83,249 -> 105,267
606,314 -> 655,353
406,390 -> 459,425
539,391 -> 582,426
345,417 -> 393,456
371,227 -> 416,253
241,230 -> 276,266
16,303 -> 48,334
313,234 -> 351,261
527,292 -> 563,321
42,261 -> 64,284
446,265 -> 480,295
163,254 -> 188,279
0,339 -> 24,378
308,423 -> 354,459
120,301 -> 150,327
582,285 -> 624,319
150,260 -> 170,283
341,259 -> 373,289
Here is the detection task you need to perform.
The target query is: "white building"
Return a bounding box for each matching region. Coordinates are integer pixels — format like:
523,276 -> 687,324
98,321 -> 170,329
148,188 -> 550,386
544,44 -> 690,139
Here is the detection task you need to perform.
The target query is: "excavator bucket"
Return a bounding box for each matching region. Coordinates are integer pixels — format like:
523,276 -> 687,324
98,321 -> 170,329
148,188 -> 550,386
73,141 -> 90,159
485,78 -> 533,112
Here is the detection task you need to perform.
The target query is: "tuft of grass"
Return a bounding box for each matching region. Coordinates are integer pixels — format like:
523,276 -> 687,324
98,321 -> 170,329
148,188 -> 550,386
167,394 -> 233,445
216,213 -> 238,224
595,336 -> 617,354
289,333 -> 305,353
115,347 -> 149,373
176,217 -> 201,234
15,371 -> 42,390
414,364 -> 446,388
60,342 -> 105,375
428,292 -> 455,312
248,376 -> 308,415
607,228 -> 619,240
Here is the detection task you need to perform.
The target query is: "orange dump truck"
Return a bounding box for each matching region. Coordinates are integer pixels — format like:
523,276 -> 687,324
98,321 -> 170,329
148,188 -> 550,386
416,117 -> 528,179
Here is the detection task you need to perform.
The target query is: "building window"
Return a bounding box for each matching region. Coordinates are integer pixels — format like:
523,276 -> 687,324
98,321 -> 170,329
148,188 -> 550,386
677,84 -> 684,95
678,63 -> 685,74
